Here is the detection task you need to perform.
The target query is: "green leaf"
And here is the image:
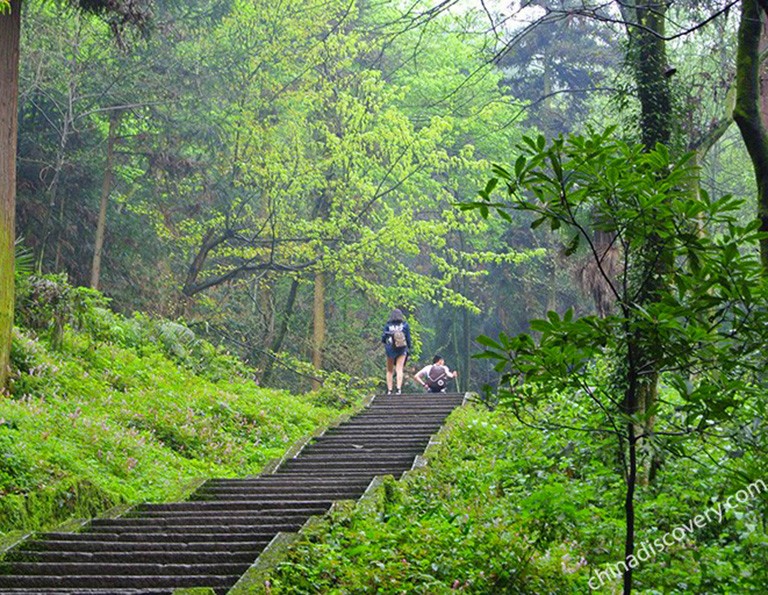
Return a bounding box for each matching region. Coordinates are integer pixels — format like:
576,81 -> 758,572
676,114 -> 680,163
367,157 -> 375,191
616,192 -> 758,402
475,335 -> 502,349
514,155 -> 527,178
563,233 -> 580,256
491,164 -> 511,179
529,319 -> 550,333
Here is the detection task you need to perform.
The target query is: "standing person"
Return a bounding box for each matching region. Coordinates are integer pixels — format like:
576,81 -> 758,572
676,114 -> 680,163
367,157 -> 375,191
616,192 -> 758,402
381,308 -> 411,394
414,355 -> 459,393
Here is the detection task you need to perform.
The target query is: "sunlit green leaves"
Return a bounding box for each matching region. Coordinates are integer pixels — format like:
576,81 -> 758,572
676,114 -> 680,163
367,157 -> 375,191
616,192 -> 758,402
470,126 -> 768,429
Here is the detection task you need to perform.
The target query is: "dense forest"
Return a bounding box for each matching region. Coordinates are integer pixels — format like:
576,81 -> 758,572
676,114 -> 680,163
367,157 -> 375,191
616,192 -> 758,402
2,0 -> 768,593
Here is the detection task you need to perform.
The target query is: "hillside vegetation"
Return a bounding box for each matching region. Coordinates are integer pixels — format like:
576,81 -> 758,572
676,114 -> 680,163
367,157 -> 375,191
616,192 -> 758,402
259,405 -> 768,594
0,275 -> 370,538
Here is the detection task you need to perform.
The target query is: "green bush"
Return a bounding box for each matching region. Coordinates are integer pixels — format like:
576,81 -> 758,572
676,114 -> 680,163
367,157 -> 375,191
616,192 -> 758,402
258,401 -> 768,594
1,280 -> 365,535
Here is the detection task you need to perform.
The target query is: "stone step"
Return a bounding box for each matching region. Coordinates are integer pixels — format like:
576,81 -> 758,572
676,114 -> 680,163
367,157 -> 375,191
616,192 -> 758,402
307,435 -> 430,444
275,468 -> 412,478
278,459 -> 414,470
6,550 -> 260,565
200,476 -> 374,489
0,562 -> 251,577
327,419 -> 442,427
371,395 -> 463,403
328,422 -> 445,429
86,522 -> 303,534
121,511 -> 313,523
0,574 -> 240,590
302,445 -> 427,453
153,492 -> 342,510
286,450 -> 421,466
0,590 -> 175,595
192,483 -> 365,493
21,540 -> 269,553
367,404 -> 462,411
190,491 -> 365,502
132,508 -> 319,519
187,488 -> 361,500
139,499 -> 332,512
320,429 -> 436,438
347,414 -> 453,423
300,445 -> 428,455
39,531 -> 282,543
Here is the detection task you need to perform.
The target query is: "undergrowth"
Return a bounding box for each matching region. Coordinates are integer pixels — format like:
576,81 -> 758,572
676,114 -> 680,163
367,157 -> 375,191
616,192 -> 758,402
0,274 -> 371,536
259,404 -> 768,594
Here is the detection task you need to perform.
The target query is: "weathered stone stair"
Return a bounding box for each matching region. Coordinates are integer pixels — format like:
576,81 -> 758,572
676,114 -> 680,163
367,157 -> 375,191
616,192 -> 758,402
0,392 -> 464,594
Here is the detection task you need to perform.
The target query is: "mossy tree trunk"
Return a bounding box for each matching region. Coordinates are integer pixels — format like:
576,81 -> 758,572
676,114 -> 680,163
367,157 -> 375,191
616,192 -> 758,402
311,271 -> 325,390
0,0 -> 21,391
734,0 -> 768,271
617,4 -> 674,592
90,110 -> 121,290
260,278 -> 300,385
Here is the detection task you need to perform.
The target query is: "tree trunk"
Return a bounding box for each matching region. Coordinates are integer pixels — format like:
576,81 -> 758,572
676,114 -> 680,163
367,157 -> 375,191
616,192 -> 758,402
90,110 -> 120,290
624,422 -> 638,595
258,278 -> 276,358
620,332 -> 641,595
622,3 -> 673,489
623,3 -> 673,149
461,306 -> 470,393
0,0 -> 21,391
734,0 -> 768,270
311,270 -> 325,390
40,66 -> 75,270
260,277 -> 300,384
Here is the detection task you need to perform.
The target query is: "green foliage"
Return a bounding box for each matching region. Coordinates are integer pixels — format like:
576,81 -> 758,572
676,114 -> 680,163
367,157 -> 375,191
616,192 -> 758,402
461,127 -> 768,592
267,352 -> 377,409
14,274 -> 244,382
13,237 -> 33,280
262,407 -> 584,594
1,282 -> 361,535
465,128 -> 768,424
257,402 -> 767,594
14,0 -> 546,394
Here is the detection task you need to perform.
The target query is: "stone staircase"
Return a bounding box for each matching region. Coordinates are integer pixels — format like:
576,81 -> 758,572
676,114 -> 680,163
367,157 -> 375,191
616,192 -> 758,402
0,392 -> 465,594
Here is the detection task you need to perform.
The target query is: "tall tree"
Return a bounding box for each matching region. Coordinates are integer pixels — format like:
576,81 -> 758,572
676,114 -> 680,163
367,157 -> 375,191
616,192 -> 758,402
734,0 -> 768,269
0,0 -> 21,390
90,109 -> 120,289
0,0 -> 150,390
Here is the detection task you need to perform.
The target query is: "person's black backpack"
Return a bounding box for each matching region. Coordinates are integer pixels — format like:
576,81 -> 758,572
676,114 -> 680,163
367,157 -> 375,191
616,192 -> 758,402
426,365 -> 448,390
389,324 -> 407,349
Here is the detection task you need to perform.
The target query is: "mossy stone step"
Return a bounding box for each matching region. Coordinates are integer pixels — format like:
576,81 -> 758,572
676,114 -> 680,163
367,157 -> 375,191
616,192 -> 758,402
21,540 -> 269,553
0,562 -> 250,576
5,551 -> 260,565
40,531 -> 282,543
0,574 -> 240,589
86,522 -> 304,534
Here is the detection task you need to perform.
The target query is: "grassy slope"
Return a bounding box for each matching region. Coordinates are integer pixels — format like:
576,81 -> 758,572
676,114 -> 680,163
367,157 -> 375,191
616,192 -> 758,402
261,405 -> 768,594
0,322 -> 361,537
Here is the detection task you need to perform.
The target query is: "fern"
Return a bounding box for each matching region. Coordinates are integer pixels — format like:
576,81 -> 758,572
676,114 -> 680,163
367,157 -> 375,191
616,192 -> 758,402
14,236 -> 34,279
157,321 -> 199,358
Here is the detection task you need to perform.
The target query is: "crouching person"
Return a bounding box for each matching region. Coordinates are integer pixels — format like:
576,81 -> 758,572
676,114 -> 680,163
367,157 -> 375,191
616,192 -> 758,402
414,355 -> 458,393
